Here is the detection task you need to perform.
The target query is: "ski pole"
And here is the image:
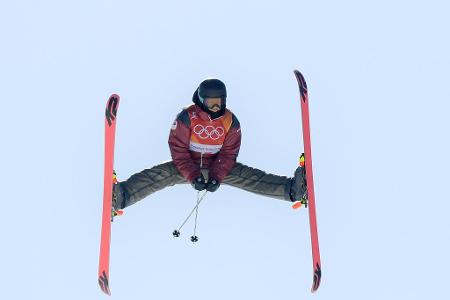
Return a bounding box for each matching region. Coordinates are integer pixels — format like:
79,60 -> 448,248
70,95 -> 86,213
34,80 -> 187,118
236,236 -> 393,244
173,191 -> 208,239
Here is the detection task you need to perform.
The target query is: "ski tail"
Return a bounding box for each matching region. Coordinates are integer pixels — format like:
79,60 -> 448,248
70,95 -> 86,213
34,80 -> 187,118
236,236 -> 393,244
293,70 -> 322,293
98,94 -> 120,296
98,270 -> 111,295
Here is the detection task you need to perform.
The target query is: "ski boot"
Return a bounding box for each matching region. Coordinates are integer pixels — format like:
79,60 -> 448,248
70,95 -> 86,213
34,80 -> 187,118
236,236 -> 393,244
112,171 -> 124,219
290,154 -> 308,209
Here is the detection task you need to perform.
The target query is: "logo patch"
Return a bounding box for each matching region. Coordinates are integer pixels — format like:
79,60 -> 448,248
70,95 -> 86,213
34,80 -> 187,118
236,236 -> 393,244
171,120 -> 177,130
193,124 -> 225,140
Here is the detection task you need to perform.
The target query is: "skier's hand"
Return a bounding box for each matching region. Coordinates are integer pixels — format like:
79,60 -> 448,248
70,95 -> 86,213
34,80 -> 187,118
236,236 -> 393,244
206,177 -> 220,192
191,175 -> 207,191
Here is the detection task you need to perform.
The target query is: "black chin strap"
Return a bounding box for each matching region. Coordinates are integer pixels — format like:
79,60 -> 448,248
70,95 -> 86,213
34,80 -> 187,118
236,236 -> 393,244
207,107 -> 226,119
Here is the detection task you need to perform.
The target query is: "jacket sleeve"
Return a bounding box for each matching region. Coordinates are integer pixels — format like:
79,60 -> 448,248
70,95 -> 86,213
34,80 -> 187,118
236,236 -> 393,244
168,110 -> 201,182
208,114 -> 242,182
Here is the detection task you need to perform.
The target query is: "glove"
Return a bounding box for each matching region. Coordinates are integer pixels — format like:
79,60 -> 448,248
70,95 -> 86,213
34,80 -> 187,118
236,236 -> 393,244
191,174 -> 206,191
205,177 -> 220,192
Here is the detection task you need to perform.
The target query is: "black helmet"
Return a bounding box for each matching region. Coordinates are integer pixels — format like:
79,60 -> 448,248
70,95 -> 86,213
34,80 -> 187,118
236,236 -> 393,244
198,79 -> 227,101
193,78 -> 227,118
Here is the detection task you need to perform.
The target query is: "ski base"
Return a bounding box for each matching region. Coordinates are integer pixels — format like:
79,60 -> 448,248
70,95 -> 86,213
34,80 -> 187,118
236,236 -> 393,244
98,94 -> 120,296
293,70 -> 322,293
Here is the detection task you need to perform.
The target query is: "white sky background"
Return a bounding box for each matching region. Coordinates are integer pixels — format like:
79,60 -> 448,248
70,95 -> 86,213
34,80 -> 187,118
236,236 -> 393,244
1,0 -> 449,299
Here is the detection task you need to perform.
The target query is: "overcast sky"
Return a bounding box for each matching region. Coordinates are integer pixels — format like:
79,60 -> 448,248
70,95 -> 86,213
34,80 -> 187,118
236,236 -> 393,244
1,1 -> 449,299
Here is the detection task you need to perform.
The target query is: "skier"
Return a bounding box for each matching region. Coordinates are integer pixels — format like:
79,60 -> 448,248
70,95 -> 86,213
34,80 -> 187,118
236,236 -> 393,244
112,78 -> 307,210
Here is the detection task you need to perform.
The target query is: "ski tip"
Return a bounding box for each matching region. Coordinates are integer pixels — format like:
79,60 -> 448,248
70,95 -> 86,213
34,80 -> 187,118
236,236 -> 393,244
109,93 -> 120,100
98,271 -> 111,295
311,262 -> 322,293
105,94 -> 120,127
107,94 -> 120,107
293,70 -> 308,101
98,282 -> 111,296
293,69 -> 304,80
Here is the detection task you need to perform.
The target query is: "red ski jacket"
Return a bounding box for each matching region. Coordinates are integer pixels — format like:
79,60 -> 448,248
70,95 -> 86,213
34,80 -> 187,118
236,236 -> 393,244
168,104 -> 241,183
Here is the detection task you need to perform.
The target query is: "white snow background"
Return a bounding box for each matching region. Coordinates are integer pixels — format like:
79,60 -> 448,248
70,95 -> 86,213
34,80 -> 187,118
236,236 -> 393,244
1,1 -> 449,299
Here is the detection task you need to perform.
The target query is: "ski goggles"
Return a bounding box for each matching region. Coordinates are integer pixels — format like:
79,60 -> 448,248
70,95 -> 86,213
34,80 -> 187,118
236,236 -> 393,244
201,97 -> 223,109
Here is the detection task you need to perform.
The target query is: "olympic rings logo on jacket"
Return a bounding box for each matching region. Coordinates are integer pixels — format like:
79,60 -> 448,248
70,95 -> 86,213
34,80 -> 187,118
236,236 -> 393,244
193,124 -> 225,140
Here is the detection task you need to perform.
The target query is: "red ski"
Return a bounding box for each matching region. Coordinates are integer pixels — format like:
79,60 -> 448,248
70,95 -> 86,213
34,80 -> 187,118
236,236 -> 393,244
293,70 -> 322,292
98,94 -> 120,295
